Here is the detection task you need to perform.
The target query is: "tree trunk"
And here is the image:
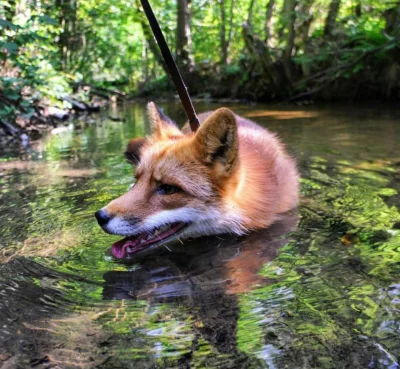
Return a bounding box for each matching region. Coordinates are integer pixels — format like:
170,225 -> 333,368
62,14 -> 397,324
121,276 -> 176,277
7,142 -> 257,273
247,0 -> 256,27
242,24 -> 293,99
383,3 -> 400,37
354,0 -> 361,17
264,0 -> 275,46
57,0 -> 78,71
140,19 -> 169,76
227,0 -> 235,47
297,0 -> 314,76
219,0 -> 235,65
324,0 -> 341,37
142,42 -> 148,83
219,0 -> 227,65
134,2 -> 169,77
282,0 -> 297,61
176,0 -> 194,76
133,1 -> 170,78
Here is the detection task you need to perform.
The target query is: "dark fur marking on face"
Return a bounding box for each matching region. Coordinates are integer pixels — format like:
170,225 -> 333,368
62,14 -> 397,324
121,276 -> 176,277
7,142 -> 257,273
125,137 -> 147,165
126,216 -> 141,224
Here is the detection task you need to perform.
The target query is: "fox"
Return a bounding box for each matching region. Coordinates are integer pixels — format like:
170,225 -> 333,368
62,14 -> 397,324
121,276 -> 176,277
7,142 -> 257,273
95,102 -> 299,259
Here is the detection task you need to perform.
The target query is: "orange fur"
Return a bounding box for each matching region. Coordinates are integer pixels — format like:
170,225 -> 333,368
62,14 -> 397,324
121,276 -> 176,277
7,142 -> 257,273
102,102 -> 299,238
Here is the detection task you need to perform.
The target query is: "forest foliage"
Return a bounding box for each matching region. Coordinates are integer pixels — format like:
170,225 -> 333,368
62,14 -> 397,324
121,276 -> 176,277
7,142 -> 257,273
1,0 -> 400,126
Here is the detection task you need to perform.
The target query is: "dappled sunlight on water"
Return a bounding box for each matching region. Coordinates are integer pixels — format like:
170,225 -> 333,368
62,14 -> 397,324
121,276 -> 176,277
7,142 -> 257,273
244,109 -> 319,119
0,102 -> 399,368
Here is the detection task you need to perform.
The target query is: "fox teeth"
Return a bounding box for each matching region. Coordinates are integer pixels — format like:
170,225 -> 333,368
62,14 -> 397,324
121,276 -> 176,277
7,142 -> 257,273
154,227 -> 165,236
157,225 -> 169,233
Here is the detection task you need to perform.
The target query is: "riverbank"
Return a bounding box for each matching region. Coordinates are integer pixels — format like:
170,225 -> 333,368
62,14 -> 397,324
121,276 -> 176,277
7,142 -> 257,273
0,86 -> 122,147
1,88 -> 400,151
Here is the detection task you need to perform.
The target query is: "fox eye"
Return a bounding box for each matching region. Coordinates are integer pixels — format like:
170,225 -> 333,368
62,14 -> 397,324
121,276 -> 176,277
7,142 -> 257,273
156,183 -> 180,195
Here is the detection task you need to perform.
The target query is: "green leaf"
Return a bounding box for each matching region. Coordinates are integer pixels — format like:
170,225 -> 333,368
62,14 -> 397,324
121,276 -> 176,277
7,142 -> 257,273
20,99 -> 33,108
1,77 -> 19,85
0,105 -> 15,117
0,19 -> 20,30
37,15 -> 59,26
1,42 -> 19,54
378,188 -> 397,197
352,63 -> 364,74
6,92 -> 20,101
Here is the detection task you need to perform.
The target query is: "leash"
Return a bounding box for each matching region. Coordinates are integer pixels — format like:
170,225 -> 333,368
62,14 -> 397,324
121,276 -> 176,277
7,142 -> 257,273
140,0 -> 200,132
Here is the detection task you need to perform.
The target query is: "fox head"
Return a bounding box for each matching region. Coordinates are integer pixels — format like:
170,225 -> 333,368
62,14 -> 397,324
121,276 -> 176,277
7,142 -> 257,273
95,102 -> 246,257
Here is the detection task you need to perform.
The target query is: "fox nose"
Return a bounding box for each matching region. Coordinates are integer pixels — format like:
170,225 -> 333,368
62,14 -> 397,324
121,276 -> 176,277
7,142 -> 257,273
95,209 -> 111,226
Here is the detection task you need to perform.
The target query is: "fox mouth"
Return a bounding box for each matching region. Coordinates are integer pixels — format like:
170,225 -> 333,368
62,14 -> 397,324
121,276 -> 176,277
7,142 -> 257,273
111,222 -> 188,259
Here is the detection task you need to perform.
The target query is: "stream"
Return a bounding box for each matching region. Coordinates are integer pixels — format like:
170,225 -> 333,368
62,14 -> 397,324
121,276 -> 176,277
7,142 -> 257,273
0,102 -> 399,369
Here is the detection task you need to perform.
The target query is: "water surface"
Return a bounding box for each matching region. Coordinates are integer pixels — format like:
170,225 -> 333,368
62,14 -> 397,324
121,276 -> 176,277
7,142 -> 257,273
0,102 -> 399,369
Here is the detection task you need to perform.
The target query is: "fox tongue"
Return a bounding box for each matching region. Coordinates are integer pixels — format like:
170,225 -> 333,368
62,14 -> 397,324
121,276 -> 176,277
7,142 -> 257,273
110,223 -> 187,259
112,234 -> 146,259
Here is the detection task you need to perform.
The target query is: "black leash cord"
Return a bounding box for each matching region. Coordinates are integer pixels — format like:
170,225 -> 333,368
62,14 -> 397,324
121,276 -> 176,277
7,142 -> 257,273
140,0 -> 200,132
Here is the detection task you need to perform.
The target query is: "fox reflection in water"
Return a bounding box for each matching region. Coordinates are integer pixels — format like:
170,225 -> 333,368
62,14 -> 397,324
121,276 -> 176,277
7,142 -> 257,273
102,212 -> 298,355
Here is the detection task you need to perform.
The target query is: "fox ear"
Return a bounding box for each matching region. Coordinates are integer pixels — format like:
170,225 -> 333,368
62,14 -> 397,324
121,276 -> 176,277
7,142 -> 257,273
125,137 -> 147,164
194,108 -> 239,174
147,102 -> 182,139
